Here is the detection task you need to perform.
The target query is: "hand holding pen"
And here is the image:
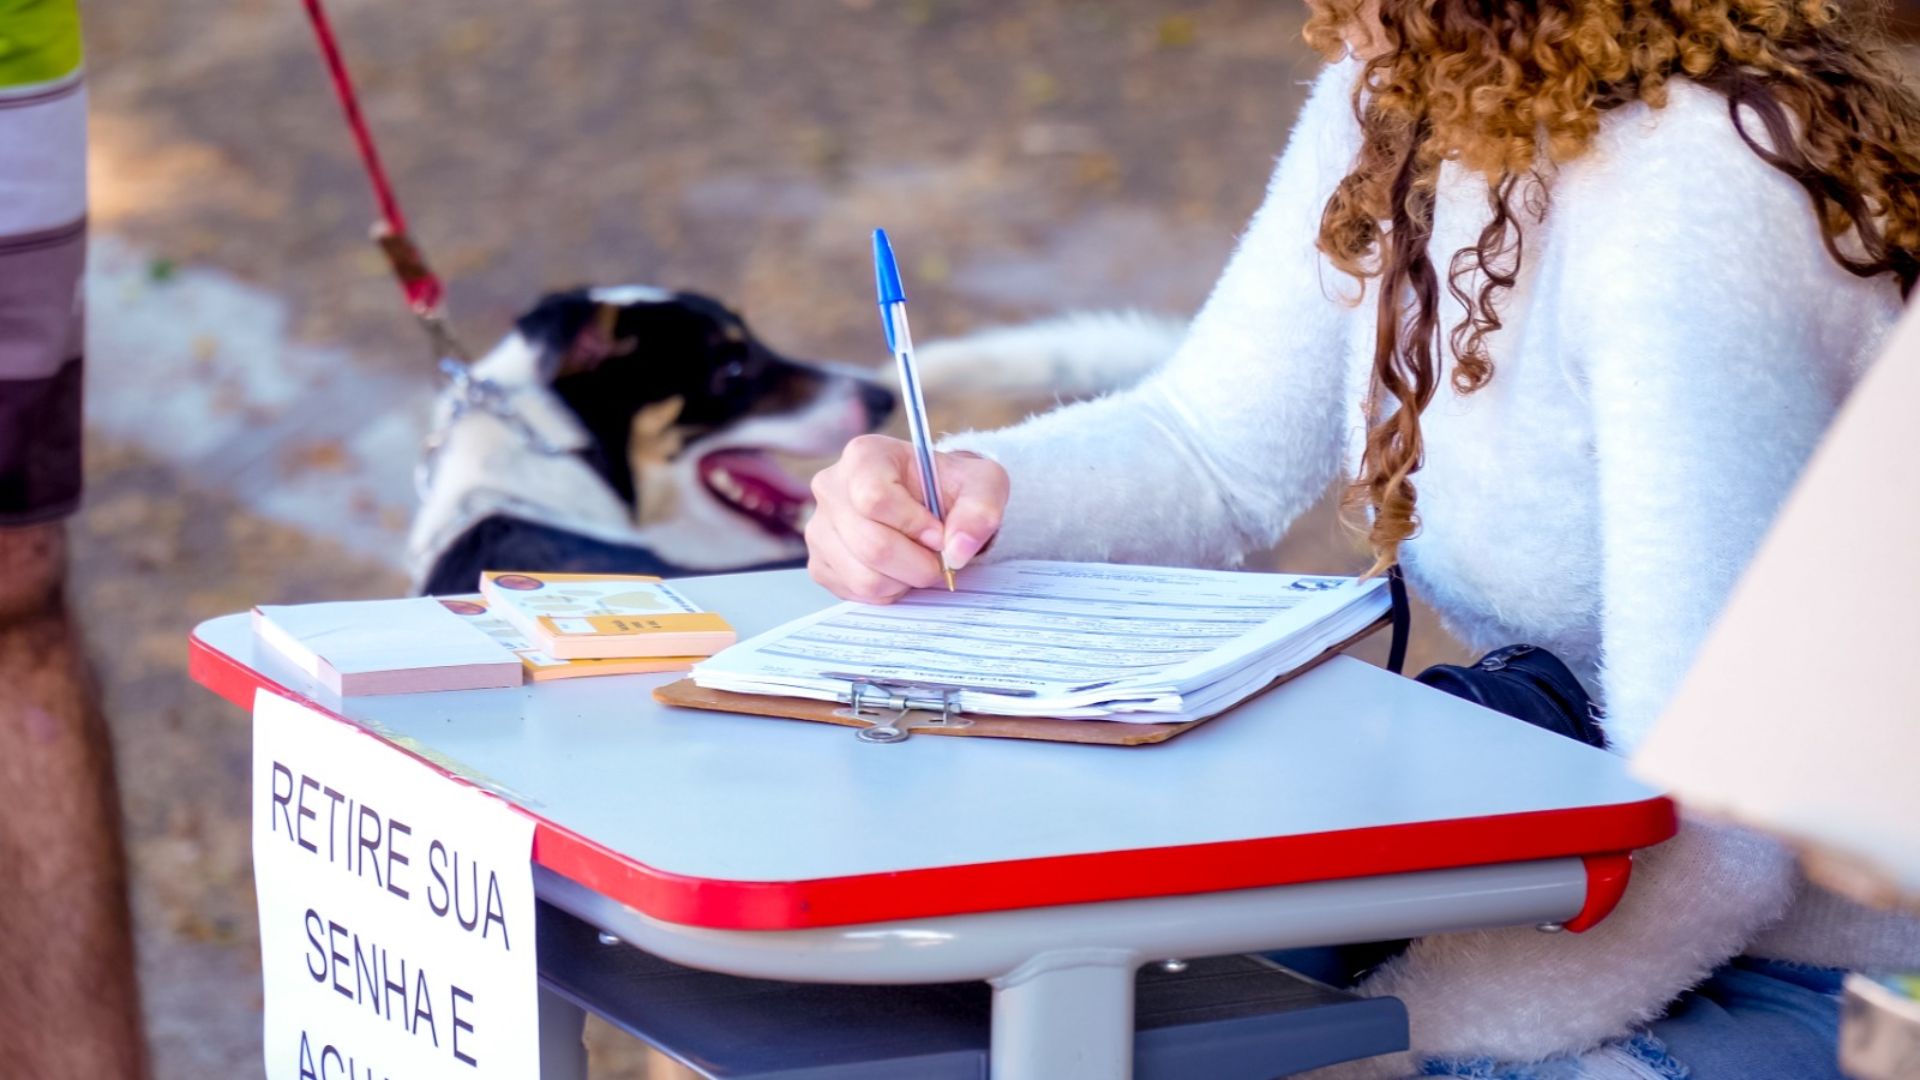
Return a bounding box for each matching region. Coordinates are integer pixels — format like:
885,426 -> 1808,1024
872,228 -> 957,590
799,231 -> 1010,606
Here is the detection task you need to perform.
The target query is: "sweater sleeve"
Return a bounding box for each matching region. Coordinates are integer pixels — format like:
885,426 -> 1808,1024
940,58 -> 1364,567
1313,88 -> 1897,1076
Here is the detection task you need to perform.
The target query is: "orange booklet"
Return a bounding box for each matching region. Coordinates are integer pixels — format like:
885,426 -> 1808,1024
436,596 -> 701,681
476,572 -> 737,660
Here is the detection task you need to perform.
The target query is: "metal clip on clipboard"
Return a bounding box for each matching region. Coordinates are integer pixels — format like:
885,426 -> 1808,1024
820,674 -> 1032,744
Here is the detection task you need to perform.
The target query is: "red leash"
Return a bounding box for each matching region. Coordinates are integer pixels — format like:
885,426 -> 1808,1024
299,0 -> 469,361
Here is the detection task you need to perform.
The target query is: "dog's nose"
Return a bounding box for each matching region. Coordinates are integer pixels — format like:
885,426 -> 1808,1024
859,381 -> 896,425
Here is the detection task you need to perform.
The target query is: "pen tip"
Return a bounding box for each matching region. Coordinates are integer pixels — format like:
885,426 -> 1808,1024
942,565 -> 957,592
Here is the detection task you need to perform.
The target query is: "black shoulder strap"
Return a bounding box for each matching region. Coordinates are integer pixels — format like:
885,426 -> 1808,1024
1386,565 -> 1410,675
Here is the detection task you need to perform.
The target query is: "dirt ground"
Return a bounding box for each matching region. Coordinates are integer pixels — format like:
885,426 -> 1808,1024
70,2 -> 1460,1076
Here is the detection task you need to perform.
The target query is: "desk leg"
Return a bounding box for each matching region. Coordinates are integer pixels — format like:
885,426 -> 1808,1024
539,984 -> 590,1080
989,948 -> 1136,1080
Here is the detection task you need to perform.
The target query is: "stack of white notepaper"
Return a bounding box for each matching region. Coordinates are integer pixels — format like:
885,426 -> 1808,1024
253,597 -> 523,696
692,561 -> 1391,723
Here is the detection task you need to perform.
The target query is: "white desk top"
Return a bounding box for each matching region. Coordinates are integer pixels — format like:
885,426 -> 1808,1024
193,569 -> 1672,929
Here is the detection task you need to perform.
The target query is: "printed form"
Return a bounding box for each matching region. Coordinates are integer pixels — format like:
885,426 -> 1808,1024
692,561 -> 1389,722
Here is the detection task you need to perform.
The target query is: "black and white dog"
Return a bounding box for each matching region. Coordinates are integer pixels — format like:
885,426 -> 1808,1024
410,287 -> 895,594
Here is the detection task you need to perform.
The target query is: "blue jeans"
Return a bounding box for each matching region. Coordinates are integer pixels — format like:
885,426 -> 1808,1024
1638,956 -> 1848,1080
1272,931 -> 1847,1079
1403,958 -> 1847,1078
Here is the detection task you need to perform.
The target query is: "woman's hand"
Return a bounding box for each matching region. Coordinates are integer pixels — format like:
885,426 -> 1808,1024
805,434 -> 1008,604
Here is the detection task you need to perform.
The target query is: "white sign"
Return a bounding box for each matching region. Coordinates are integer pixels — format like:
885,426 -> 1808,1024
252,690 -> 539,1080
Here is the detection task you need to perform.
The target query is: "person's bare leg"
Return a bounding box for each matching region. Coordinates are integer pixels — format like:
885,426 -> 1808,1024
0,522 -> 148,1078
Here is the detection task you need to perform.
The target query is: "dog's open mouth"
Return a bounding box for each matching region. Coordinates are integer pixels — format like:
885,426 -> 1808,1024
697,449 -> 811,537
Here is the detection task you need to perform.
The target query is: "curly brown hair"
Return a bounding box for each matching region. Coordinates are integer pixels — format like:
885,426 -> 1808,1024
1304,0 -> 1920,573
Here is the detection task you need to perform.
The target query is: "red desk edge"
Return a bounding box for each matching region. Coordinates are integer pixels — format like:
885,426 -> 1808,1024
192,625 -> 1677,932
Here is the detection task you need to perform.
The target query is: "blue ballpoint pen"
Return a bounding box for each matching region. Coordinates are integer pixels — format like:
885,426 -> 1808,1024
871,228 -> 956,591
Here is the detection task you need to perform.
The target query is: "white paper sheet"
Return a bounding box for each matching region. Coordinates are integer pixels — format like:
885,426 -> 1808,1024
693,561 -> 1389,722
252,691 -> 539,1079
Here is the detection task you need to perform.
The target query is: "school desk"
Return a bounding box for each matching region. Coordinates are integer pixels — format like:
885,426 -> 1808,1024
191,569 -> 1676,1080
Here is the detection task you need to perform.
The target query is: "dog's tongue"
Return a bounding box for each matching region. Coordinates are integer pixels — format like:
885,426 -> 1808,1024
701,449 -> 811,502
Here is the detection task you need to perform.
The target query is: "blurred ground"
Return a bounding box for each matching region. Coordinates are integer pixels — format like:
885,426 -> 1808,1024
72,2 -> 1450,1076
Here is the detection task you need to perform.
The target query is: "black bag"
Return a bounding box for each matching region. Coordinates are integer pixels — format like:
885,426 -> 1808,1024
1415,643 -> 1607,749
1379,568 -> 1605,748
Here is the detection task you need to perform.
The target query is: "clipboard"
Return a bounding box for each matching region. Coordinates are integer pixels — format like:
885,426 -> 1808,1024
653,615 -> 1391,747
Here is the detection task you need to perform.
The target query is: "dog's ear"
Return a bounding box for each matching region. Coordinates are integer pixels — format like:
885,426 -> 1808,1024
515,291 -> 636,378
564,301 -> 639,375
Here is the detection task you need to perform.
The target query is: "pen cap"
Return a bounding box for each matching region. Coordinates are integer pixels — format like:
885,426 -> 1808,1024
872,228 -> 907,307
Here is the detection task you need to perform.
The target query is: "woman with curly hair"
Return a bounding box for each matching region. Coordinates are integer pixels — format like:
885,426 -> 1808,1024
803,0 -> 1920,1075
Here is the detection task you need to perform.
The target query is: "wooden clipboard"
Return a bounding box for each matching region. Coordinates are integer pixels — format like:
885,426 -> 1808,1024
653,616 -> 1389,747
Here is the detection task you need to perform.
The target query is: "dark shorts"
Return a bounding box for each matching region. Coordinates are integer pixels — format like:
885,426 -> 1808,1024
0,219 -> 85,525
1,9 -> 87,526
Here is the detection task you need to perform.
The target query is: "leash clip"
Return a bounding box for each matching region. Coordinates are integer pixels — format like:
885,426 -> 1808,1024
414,358 -> 576,499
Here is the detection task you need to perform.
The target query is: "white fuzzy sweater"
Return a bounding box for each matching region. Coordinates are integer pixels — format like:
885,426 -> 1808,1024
945,58 -> 1920,1071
